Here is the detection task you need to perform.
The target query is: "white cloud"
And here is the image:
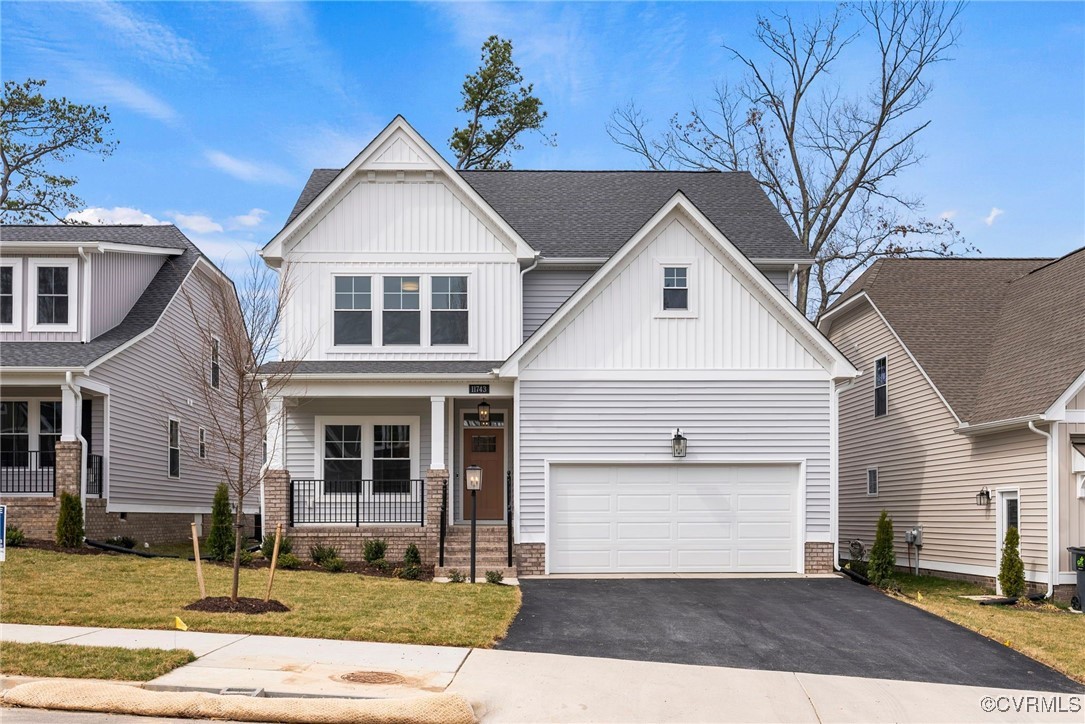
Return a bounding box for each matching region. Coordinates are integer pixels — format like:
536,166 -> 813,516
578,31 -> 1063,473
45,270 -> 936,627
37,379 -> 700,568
87,1 -> 206,71
75,70 -> 180,124
984,207 -> 1005,226
286,123 -> 382,169
168,212 -> 223,235
228,208 -> 269,229
66,206 -> 168,225
205,150 -> 294,186
939,210 -> 958,220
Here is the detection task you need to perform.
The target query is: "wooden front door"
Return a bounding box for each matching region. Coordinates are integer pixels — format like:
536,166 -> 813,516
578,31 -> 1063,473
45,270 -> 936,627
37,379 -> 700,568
462,426 -> 505,520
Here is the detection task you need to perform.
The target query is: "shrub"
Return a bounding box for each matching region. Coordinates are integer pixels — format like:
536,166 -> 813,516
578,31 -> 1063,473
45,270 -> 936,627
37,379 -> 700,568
999,526 -> 1026,599
309,544 -> 339,566
238,549 -> 254,566
404,542 -> 422,566
107,535 -> 136,549
260,532 -> 292,559
277,553 -> 301,570
868,510 -> 896,587
370,558 -> 390,573
322,556 -> 346,573
396,564 -> 422,580
485,570 -> 504,585
447,569 -> 465,583
363,539 -> 387,563
55,492 -> 84,548
207,484 -> 235,562
5,525 -> 26,548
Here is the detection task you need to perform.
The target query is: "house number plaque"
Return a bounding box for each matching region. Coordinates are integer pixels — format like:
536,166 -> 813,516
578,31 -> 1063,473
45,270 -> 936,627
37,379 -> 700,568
469,384 -> 490,394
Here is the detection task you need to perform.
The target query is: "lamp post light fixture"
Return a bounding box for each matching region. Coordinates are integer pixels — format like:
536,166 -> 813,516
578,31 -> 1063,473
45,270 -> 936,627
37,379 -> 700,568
477,399 -> 491,426
976,487 -> 991,507
466,464 -> 482,582
672,429 -> 688,458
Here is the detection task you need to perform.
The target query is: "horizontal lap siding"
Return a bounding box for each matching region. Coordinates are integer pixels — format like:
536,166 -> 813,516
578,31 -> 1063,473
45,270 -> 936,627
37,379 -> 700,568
831,303 -> 1049,575
522,269 -> 594,341
761,269 -> 790,298
517,379 -> 831,540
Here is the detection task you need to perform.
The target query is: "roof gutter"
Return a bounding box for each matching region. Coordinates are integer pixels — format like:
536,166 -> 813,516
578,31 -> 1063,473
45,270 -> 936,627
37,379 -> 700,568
955,414 -> 1046,436
77,246 -> 91,343
1026,420 -> 1057,599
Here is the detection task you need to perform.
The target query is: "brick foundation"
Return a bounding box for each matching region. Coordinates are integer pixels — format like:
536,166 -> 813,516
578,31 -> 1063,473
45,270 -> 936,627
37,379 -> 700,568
1,441 -> 81,540
83,500 -> 256,546
514,543 -> 545,575
262,467 -> 448,565
804,541 -> 834,574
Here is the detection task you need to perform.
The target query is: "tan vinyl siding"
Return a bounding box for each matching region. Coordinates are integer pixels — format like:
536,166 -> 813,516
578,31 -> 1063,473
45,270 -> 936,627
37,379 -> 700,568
1057,421 -> 1085,574
831,301 -> 1049,578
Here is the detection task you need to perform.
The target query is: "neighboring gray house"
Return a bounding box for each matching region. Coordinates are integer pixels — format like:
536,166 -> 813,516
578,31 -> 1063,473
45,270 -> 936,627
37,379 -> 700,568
257,117 -> 858,576
0,224 -> 253,543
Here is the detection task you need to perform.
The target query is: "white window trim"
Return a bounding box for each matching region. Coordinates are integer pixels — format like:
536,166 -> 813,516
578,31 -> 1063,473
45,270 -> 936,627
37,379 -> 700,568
209,338 -> 221,390
0,396 -> 61,467
0,258 -> 24,332
313,415 -> 420,499
167,417 -> 181,479
874,355 -> 888,419
331,273 -> 374,348
654,259 -> 698,319
866,467 -> 879,497
28,257 -> 78,333
198,427 -> 207,459
326,270 -> 476,353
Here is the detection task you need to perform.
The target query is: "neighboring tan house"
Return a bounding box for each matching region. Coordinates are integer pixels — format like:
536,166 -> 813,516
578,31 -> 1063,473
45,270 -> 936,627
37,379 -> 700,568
819,251 -> 1085,600
257,116 -> 858,577
0,224 -> 255,544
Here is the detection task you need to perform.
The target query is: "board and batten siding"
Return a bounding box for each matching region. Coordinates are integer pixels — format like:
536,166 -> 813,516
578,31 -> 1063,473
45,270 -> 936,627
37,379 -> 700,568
0,254 -> 82,342
89,252 -> 165,339
1057,420 -> 1085,575
516,379 -> 832,541
91,266 -> 249,513
830,301 -> 1049,578
284,398 -> 431,479
522,268 -> 595,341
523,218 -> 822,371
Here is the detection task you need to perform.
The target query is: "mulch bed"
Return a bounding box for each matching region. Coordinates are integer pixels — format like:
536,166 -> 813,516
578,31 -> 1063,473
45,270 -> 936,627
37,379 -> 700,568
19,539 -> 109,555
183,596 -> 290,614
225,557 -> 436,581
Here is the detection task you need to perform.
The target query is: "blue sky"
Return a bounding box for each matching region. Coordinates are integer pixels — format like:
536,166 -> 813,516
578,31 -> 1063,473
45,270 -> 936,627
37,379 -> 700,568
3,1 -> 1083,274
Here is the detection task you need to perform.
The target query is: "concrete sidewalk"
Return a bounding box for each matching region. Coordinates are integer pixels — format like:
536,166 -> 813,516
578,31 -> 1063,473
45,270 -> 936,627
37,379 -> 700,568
2,623 -> 1081,723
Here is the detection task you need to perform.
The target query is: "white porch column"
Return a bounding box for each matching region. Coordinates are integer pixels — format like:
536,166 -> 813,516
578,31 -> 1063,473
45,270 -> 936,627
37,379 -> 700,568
266,396 -> 285,469
430,396 -> 446,470
61,384 -> 79,442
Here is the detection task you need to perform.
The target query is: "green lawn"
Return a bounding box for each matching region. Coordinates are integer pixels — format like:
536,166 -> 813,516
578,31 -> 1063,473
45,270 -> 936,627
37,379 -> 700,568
891,573 -> 1085,684
0,548 -> 520,648
0,642 -> 195,681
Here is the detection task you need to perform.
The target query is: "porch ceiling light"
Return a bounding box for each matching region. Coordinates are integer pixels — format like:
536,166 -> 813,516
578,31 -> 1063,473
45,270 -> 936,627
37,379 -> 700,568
466,464 -> 483,490
975,487 -> 991,507
672,429 -> 687,458
477,399 -> 491,426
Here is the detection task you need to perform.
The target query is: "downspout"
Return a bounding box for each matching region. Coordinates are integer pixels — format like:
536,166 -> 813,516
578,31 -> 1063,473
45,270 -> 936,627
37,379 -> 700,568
64,371 -> 88,521
788,263 -> 799,305
1027,420 -> 1056,598
519,253 -> 541,340
77,246 -> 91,343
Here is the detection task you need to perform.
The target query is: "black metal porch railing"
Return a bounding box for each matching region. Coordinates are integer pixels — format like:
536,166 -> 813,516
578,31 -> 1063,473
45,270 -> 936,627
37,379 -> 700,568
0,451 -> 56,495
289,479 -> 426,526
86,454 -> 104,497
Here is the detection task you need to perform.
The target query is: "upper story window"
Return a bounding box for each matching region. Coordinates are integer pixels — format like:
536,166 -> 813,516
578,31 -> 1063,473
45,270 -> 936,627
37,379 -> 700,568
168,418 -> 180,478
29,258 -> 77,332
383,276 -> 420,345
334,276 -> 372,345
0,262 -> 19,329
874,356 -> 888,418
209,339 -> 221,389
431,276 -> 468,345
663,267 -> 689,310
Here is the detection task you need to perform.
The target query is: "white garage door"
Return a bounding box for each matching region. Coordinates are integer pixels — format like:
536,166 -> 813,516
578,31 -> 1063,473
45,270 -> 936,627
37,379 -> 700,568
549,463 -> 799,573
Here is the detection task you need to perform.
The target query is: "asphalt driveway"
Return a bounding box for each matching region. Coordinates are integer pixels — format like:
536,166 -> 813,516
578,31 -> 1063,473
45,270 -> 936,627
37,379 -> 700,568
499,578 -> 1083,693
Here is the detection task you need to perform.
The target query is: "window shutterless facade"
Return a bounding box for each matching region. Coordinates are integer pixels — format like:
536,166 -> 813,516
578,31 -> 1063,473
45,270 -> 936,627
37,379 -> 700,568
373,424 -> 411,494
382,276 -> 420,345
168,418 -> 180,478
323,424 -> 363,494
0,263 -> 16,327
430,275 -> 468,345
663,266 -> 689,310
874,356 -> 888,418
333,275 -> 372,345
27,258 -> 77,332
866,468 -> 879,496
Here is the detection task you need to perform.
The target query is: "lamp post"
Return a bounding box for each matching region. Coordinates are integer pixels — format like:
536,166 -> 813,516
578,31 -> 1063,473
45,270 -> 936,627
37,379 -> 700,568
466,465 -> 482,583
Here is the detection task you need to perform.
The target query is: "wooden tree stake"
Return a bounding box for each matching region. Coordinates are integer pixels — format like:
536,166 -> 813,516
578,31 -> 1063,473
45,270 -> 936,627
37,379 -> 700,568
191,522 -> 206,599
264,523 -> 283,602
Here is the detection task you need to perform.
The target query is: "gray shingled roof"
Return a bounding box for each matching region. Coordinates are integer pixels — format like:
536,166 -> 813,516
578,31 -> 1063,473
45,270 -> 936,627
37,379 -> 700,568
282,169 -> 810,261
826,254 -> 1085,424
0,225 -> 200,368
258,360 -> 503,375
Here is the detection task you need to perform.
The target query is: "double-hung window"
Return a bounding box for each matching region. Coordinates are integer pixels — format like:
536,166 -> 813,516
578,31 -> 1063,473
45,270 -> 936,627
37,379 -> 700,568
334,276 -> 372,345
373,424 -> 411,494
430,276 -> 468,345
168,419 -> 180,478
663,266 -> 689,310
35,265 -> 70,325
0,260 -> 21,330
874,356 -> 888,418
198,428 -> 207,459
383,276 -> 420,345
323,424 -> 362,494
0,401 -> 29,467
38,402 -> 61,467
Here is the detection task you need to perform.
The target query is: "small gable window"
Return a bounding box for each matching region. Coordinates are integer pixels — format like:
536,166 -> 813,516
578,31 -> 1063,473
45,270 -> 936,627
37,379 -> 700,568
383,276 -> 420,345
334,276 -> 372,345
874,356 -> 888,418
663,267 -> 688,310
431,276 -> 468,345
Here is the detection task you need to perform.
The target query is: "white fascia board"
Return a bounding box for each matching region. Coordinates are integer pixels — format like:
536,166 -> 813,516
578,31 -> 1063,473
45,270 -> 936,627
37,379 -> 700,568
516,369 -> 832,381
534,257 -> 608,269
0,242 -> 181,256
1045,368 -> 1085,419
275,378 -> 514,398
501,192 -> 859,380
750,258 -> 815,268
955,415 -> 1047,436
261,116 -> 537,263
0,369 -> 79,384
817,291 -> 870,333
96,243 -> 184,256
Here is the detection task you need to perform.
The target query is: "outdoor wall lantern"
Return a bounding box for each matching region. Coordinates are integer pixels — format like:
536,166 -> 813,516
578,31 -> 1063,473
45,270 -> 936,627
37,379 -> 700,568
975,487 -> 991,507
672,429 -> 688,458
477,399 -> 491,426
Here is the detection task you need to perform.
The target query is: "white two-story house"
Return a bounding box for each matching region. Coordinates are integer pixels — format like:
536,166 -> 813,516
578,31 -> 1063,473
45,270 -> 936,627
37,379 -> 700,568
258,117 -> 858,576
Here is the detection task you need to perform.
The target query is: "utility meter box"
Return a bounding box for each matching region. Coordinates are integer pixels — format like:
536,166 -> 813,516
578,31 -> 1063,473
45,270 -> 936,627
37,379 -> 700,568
904,526 -> 923,546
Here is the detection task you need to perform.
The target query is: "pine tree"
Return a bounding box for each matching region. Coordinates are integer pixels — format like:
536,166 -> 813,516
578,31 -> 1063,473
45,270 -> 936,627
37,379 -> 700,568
868,510 -> 896,586
998,526 -> 1025,599
207,483 -> 234,562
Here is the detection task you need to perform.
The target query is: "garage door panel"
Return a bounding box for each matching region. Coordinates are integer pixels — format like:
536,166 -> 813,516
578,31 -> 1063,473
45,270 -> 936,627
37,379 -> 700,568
550,463 -> 798,574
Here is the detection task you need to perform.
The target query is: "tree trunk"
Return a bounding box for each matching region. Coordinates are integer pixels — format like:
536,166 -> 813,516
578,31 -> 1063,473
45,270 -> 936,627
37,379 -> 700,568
230,496 -> 243,602
796,268 -> 811,320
